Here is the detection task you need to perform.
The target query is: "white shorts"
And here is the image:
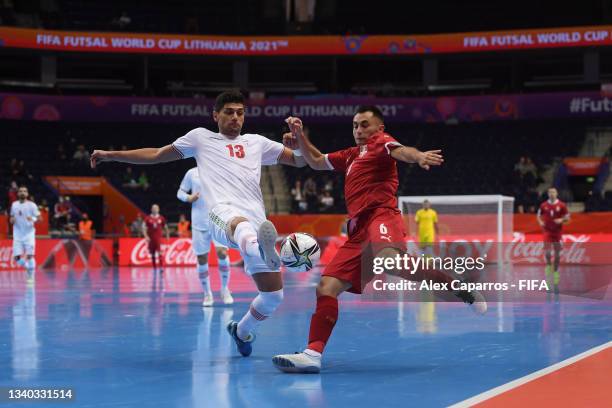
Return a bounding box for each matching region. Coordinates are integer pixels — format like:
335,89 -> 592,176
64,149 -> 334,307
208,203 -> 278,275
13,238 -> 35,257
191,228 -> 227,256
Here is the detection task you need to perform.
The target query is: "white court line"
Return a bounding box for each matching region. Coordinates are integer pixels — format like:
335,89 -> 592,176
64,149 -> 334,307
449,340 -> 612,408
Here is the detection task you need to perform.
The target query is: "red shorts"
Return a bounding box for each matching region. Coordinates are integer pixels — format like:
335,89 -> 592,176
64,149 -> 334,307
148,239 -> 161,253
322,207 -> 406,294
543,232 -> 562,243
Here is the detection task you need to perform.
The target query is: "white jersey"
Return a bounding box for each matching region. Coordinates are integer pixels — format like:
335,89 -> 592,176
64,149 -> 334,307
10,200 -> 40,241
178,167 -> 209,231
172,127 -> 284,223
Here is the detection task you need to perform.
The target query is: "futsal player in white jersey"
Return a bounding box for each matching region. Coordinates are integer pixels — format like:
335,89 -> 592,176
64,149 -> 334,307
178,167 -> 233,306
91,90 -> 306,357
10,186 -> 41,273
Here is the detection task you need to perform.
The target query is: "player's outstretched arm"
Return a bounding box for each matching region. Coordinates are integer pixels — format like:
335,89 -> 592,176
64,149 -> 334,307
277,139 -> 308,168
285,116 -> 331,171
90,145 -> 182,168
391,147 -> 443,170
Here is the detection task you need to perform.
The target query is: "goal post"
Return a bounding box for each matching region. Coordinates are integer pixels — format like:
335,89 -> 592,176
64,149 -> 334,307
398,195 -> 515,243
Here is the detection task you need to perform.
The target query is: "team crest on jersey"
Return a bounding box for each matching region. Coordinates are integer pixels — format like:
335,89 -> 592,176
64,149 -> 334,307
359,146 -> 368,158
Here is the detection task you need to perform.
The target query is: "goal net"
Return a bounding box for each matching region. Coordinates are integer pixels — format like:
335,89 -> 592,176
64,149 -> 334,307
398,195 -> 515,243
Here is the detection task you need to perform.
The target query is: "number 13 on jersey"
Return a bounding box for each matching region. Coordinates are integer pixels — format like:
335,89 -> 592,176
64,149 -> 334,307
226,144 -> 245,158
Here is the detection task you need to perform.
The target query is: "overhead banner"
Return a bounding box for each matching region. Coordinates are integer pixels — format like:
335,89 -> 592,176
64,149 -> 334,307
563,157 -> 607,176
1,26 -> 611,55
3,91 -> 612,124
44,176 -> 103,195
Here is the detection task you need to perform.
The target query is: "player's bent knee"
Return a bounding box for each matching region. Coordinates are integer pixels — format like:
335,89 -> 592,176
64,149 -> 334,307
316,278 -> 348,298
257,288 -> 284,314
228,216 -> 249,236
197,255 -> 208,265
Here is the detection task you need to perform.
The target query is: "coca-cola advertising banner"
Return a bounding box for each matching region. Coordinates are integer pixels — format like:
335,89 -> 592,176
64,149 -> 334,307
118,233 -> 612,268
119,238 -> 241,267
0,239 -> 113,270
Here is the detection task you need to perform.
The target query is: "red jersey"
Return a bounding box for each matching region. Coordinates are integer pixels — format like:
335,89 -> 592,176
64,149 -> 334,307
538,200 -> 568,235
326,132 -> 402,219
144,214 -> 166,241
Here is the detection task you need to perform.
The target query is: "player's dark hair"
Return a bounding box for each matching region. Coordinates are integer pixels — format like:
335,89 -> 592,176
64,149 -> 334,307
355,105 -> 384,123
214,90 -> 245,112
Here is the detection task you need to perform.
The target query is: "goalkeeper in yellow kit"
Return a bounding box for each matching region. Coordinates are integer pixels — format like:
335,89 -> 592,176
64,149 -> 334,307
415,199 -> 438,254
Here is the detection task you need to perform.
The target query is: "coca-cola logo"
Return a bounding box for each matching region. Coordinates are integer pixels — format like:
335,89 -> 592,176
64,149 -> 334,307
405,233 -> 593,264
506,233 -> 591,264
130,238 -> 197,265
0,245 -> 15,268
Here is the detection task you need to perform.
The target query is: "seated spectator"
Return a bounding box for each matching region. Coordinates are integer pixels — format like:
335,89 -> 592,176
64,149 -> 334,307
303,176 -> 318,211
130,214 -> 144,237
177,214 -> 191,237
7,181 -> 18,207
111,11 -> 131,29
73,144 -> 90,164
319,191 -> 334,212
138,171 -> 150,191
53,196 -> 71,230
118,214 -> 131,237
523,157 -> 537,179
514,156 -> 528,177
10,159 -> 31,184
56,144 -> 67,161
123,167 -> 138,188
291,179 -> 305,212
322,175 -> 334,193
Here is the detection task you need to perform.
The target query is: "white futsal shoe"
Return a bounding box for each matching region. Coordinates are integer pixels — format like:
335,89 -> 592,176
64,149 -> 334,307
220,288 -> 234,305
202,292 -> 214,307
272,350 -> 322,374
257,220 -> 281,270
455,289 -> 487,315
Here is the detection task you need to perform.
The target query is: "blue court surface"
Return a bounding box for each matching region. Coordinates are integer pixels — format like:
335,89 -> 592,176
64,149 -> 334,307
0,266 -> 610,407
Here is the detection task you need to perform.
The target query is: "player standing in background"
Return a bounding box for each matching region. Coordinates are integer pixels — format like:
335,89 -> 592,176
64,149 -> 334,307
273,108 -> 486,373
415,199 -> 438,255
537,187 -> 569,286
178,167 -> 234,306
143,204 -> 170,272
10,186 -> 40,274
90,90 -> 306,357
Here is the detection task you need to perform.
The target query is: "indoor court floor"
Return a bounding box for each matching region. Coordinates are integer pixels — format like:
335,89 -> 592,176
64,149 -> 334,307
0,266 -> 610,407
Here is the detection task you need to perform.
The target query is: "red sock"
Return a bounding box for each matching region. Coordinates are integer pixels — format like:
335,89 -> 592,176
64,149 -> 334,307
307,295 -> 338,354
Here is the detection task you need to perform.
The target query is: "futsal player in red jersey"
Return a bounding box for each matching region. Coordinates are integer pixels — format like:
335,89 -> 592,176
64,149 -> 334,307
537,187 -> 569,286
143,204 -> 170,271
273,106 -> 486,373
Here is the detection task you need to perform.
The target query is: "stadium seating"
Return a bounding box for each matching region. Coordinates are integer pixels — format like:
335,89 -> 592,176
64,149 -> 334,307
0,119 -> 588,232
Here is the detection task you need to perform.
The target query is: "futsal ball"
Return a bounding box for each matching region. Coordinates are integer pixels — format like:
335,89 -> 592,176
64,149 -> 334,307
280,233 -> 321,272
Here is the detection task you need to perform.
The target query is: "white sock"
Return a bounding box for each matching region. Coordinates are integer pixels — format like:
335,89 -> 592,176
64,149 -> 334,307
237,288 -> 284,340
197,263 -> 212,295
304,349 -> 322,358
233,222 -> 260,258
26,258 -> 36,270
218,256 -> 230,290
